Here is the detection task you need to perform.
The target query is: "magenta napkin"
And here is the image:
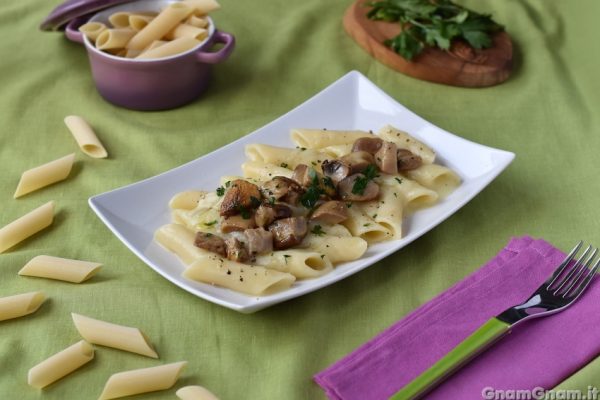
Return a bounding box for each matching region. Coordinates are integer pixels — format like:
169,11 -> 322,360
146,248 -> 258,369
315,237 -> 600,399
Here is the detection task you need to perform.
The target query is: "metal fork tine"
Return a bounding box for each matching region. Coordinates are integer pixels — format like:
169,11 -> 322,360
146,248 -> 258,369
551,244 -> 592,294
567,256 -> 600,300
562,248 -> 598,297
546,241 -> 582,288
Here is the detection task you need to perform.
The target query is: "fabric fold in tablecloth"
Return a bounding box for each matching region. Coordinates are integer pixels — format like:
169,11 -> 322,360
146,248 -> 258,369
315,237 -> 600,399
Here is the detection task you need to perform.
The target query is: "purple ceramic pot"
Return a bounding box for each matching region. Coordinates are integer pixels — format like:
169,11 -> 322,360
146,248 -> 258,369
64,0 -> 235,111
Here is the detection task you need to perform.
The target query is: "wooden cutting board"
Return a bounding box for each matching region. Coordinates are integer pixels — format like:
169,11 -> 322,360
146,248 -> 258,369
343,0 -> 513,87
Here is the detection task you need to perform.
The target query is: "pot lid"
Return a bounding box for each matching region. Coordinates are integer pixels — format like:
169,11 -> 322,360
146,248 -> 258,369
40,0 -> 136,31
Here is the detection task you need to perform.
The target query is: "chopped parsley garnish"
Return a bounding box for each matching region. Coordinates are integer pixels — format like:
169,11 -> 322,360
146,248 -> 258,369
363,223 -> 371,227
311,225 -> 326,236
269,197 -> 276,205
225,181 -> 231,188
300,168 -> 323,209
323,176 -> 335,189
203,220 -> 218,226
395,177 -> 403,184
280,162 -> 289,168
250,196 -> 261,208
351,164 -> 379,195
239,207 -> 251,219
346,202 -> 353,208
216,186 -> 225,196
283,254 -> 291,263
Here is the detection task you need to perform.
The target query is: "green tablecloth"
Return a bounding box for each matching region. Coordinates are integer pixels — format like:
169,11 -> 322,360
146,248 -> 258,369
1,0 -> 599,399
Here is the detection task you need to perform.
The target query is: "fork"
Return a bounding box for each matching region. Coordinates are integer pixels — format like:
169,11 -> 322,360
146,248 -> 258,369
391,241 -> 600,400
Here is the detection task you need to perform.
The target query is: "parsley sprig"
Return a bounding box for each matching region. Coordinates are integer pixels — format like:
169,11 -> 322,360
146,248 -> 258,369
367,0 -> 503,60
352,165 -> 379,195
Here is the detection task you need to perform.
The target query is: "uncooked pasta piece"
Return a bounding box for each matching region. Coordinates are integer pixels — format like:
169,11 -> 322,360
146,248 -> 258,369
0,201 -> 54,253
19,255 -> 101,283
98,362 -> 187,400
176,385 -> 220,400
64,115 -> 108,158
0,291 -> 46,322
71,313 -> 158,358
14,153 -> 75,198
28,340 -> 94,389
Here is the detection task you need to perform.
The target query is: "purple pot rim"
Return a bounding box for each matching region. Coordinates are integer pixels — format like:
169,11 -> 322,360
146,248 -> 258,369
40,0 -> 137,31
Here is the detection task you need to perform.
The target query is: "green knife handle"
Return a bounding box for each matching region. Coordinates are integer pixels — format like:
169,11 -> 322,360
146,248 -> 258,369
389,317 -> 511,400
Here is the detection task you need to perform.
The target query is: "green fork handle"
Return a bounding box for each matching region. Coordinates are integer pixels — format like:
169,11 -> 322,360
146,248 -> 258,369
390,317 -> 511,400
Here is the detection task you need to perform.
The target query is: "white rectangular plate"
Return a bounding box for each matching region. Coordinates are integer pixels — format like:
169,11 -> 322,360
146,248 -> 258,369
89,71 -> 514,313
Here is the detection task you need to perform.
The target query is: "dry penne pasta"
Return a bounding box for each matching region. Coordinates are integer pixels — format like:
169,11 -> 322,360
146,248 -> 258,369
129,14 -> 154,31
98,361 -> 187,400
0,201 -> 54,253
177,385 -> 220,400
96,28 -> 136,50
136,37 -> 200,59
108,12 -> 131,28
64,115 -> 108,158
14,153 -> 75,198
183,0 -> 221,15
28,340 -> 94,389
71,313 -> 158,358
127,3 -> 193,50
78,22 -> 107,41
165,23 -> 208,41
19,255 -> 102,283
0,291 -> 46,322
145,40 -> 167,51
186,15 -> 209,28
125,48 -> 143,58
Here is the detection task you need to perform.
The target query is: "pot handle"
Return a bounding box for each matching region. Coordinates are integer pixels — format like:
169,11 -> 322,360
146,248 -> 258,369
196,31 -> 235,64
65,17 -> 89,45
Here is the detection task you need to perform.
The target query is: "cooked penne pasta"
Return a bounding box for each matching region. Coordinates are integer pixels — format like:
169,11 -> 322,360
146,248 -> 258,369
28,340 -> 94,389
186,15 -> 209,28
377,175 -> 438,213
108,12 -> 132,28
291,128 -> 372,149
177,385 -> 220,400
403,163 -> 461,197
358,185 -> 405,239
14,153 -> 75,198
129,14 -> 154,31
0,201 -> 54,253
95,28 -> 136,50
245,144 -> 326,171
184,256 -> 296,295
64,115 -> 108,158
19,255 -> 102,283
156,124 -> 459,296
166,23 -> 208,41
0,291 -> 46,322
377,125 -> 436,164
127,3 -> 193,50
79,22 -> 107,41
241,161 -> 293,181
136,37 -> 200,59
301,233 -> 367,264
155,223 -> 206,265
254,250 -> 333,279
71,313 -> 158,358
98,362 -> 187,400
342,205 -> 392,243
169,190 -> 206,210
183,0 -> 221,15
